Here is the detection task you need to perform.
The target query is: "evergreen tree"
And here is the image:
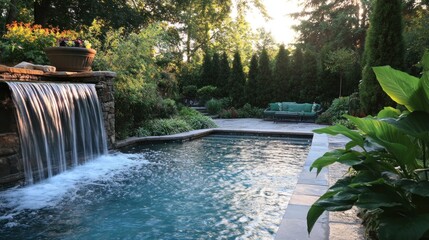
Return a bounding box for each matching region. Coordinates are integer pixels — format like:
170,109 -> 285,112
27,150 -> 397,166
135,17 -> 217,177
273,44 -> 290,101
289,48 -> 304,102
218,52 -> 230,98
200,52 -> 212,87
300,49 -> 320,102
228,51 -> 246,106
246,54 -> 259,106
210,52 -> 220,86
359,0 -> 405,114
256,48 -> 273,107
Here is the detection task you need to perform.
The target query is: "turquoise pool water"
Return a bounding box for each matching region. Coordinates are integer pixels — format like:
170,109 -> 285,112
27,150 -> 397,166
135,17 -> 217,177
0,134 -> 310,239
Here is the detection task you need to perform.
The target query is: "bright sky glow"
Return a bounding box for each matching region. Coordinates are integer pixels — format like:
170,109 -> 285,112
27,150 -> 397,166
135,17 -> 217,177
246,0 -> 301,46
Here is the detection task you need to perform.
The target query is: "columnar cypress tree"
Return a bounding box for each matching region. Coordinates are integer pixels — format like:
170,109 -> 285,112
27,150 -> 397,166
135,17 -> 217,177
300,49 -> 320,102
200,52 -> 212,87
273,44 -> 290,101
359,0 -> 405,115
218,52 -> 230,98
210,52 -> 220,86
246,54 -> 259,106
289,48 -> 304,101
256,48 -> 273,107
228,51 -> 246,106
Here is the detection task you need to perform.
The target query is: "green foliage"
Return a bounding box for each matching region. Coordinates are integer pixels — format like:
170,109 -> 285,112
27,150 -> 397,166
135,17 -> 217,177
256,48 -> 273,107
135,107 -> 217,137
200,53 -> 212,87
95,24 -> 179,139
0,22 -> 66,64
246,54 -> 259,106
217,52 -> 230,98
273,44 -> 290,101
218,104 -> 263,119
237,103 -> 264,118
179,107 -> 218,129
316,97 -> 350,125
324,48 -> 358,97
228,51 -> 246,107
205,99 -> 222,115
359,0 -> 405,115
219,107 -> 238,118
307,52 -> 429,240
137,118 -> 193,137
288,48 -> 304,102
197,85 -> 218,105
182,85 -> 198,102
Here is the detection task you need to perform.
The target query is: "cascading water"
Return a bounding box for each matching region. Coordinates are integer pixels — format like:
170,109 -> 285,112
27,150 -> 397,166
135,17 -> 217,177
6,81 -> 108,184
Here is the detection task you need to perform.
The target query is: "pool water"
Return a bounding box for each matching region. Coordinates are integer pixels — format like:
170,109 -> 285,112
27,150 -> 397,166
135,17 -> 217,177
0,134 -> 310,239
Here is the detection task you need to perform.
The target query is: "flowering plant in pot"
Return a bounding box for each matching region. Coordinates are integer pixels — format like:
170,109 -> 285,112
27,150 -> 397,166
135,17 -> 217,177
45,37 -> 96,72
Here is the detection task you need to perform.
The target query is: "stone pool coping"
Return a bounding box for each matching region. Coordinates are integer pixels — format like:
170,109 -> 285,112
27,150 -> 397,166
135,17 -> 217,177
115,127 -> 329,239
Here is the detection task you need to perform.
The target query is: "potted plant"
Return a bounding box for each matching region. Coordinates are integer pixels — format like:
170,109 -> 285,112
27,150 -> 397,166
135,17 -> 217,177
45,38 -> 96,72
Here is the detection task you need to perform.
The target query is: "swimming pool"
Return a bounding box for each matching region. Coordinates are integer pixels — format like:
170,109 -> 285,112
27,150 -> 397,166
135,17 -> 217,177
0,134 -> 310,239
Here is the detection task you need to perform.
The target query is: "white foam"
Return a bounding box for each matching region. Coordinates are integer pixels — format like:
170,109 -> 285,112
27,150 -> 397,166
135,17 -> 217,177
0,153 -> 147,211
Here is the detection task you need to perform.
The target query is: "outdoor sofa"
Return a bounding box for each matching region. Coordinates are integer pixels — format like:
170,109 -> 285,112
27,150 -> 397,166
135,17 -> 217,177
263,102 -> 322,122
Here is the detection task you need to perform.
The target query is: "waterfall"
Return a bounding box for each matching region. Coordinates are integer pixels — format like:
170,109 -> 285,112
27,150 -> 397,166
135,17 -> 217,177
7,81 -> 108,184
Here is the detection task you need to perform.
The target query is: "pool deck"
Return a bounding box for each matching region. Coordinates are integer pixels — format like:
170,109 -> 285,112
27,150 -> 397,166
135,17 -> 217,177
115,118 -> 364,239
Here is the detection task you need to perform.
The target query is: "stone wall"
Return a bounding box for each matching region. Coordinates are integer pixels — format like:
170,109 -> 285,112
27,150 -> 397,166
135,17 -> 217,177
0,66 -> 116,187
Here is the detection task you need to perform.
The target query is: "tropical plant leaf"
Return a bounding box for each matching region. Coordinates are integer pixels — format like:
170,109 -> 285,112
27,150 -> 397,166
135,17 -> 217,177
307,177 -> 353,234
378,213 -> 429,240
377,107 -> 401,119
373,66 -> 429,112
337,151 -> 363,166
346,115 -> 418,174
307,204 -> 325,234
384,111 -> 429,143
313,124 -> 364,149
408,181 -> 429,197
310,149 -> 346,175
421,50 -> 429,72
355,191 -> 403,209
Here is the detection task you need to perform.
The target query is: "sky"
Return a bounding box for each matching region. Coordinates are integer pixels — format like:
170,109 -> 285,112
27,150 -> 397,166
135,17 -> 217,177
246,0 -> 302,46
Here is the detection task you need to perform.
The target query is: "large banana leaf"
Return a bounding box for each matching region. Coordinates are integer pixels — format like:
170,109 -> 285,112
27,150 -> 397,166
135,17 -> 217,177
313,124 -> 365,150
346,115 -> 419,175
373,66 -> 429,112
378,213 -> 429,240
383,111 -> 429,143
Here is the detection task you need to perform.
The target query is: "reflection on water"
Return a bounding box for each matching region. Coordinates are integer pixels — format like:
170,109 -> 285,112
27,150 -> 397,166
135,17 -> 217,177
0,134 -> 310,240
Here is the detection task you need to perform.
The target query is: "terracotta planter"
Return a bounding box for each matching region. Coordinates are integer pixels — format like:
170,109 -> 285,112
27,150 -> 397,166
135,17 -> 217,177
45,47 -> 96,72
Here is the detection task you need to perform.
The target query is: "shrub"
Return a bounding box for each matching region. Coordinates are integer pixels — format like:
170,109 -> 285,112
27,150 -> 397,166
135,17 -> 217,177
182,85 -> 198,105
205,98 -> 222,115
307,52 -> 429,240
237,103 -> 264,118
219,107 -> 238,118
197,85 -> 218,105
138,118 -> 192,136
219,97 -> 233,109
0,22 -> 77,64
155,98 -> 177,119
179,107 -> 217,129
316,97 -> 350,125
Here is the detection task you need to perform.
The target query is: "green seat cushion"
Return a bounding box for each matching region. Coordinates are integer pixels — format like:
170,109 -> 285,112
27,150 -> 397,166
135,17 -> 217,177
281,102 -> 296,111
303,103 -> 313,112
269,102 -> 281,111
288,103 -> 305,112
